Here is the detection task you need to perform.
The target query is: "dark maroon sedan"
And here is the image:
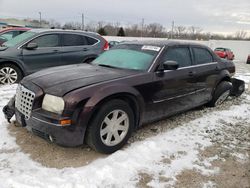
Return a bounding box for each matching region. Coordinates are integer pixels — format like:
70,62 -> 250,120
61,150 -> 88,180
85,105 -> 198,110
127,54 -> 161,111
3,41 -> 244,153
247,54 -> 250,64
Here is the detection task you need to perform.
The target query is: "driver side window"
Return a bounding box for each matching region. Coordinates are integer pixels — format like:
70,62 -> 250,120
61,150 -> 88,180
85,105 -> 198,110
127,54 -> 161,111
162,47 -> 192,68
30,34 -> 60,48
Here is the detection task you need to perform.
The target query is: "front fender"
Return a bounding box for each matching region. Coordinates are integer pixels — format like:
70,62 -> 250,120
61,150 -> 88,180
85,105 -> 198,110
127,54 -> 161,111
72,84 -> 145,141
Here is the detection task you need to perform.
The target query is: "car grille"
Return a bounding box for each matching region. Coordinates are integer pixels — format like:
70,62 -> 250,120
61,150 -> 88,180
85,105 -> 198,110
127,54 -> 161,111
15,84 -> 35,119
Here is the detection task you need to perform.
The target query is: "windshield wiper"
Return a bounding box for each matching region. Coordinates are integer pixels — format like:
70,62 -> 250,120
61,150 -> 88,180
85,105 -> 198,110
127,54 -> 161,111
98,64 -> 117,69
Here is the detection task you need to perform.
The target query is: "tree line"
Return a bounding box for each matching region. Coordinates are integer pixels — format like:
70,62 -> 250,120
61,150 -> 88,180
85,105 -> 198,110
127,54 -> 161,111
3,18 -> 250,40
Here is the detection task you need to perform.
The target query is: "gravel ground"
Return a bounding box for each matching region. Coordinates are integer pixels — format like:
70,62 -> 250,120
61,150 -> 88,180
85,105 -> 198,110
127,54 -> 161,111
3,61 -> 250,187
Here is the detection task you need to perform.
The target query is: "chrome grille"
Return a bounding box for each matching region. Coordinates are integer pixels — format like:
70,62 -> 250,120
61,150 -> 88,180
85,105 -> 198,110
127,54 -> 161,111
15,85 -> 35,119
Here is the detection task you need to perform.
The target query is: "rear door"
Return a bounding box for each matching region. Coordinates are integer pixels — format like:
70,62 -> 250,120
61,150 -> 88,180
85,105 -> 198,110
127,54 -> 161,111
61,33 -> 98,65
22,33 -> 62,73
190,46 -> 219,102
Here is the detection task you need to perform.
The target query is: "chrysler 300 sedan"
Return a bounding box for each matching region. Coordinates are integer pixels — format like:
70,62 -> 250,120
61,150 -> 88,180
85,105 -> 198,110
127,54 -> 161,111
3,41 -> 244,153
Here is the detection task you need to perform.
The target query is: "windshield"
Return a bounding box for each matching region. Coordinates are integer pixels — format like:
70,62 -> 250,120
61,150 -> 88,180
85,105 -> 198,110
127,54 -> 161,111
3,31 -> 36,47
92,44 -> 160,71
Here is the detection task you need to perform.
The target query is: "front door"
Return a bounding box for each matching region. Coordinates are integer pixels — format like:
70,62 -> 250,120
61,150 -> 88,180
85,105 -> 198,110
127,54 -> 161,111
142,46 -> 198,123
22,34 -> 62,74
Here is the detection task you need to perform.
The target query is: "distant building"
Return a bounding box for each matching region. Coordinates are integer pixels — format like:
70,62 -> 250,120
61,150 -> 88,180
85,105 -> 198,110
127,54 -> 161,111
0,18 -> 49,29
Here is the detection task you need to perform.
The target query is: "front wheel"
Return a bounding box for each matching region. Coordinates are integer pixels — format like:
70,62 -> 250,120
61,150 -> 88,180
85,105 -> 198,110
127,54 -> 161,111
0,64 -> 23,84
208,81 -> 232,107
86,99 -> 135,154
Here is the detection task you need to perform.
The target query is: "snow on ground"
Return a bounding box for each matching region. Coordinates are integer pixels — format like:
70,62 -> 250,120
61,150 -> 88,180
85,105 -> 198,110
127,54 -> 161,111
0,62 -> 249,188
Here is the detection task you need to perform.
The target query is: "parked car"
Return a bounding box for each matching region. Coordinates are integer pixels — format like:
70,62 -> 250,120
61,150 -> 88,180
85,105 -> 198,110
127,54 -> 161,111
3,41 -> 244,154
214,47 -> 235,60
0,27 -> 30,45
108,40 -> 120,48
247,54 -> 250,64
0,29 -> 109,84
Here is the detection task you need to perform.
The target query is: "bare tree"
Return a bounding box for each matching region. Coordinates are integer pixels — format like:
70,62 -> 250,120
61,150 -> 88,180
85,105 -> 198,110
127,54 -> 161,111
234,30 -> 247,39
174,26 -> 186,38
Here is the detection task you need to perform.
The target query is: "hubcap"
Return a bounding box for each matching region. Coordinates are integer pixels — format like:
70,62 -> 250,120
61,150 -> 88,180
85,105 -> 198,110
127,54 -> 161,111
215,90 -> 230,106
0,67 -> 18,84
100,110 -> 129,146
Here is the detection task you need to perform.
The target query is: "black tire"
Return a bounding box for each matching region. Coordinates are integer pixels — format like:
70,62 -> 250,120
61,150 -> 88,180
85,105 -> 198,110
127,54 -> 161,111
86,99 -> 135,154
208,81 -> 232,107
0,63 -> 23,84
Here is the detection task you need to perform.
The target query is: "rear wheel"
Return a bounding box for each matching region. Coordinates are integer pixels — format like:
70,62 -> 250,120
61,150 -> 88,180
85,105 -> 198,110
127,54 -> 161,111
208,81 -> 232,107
0,64 -> 23,84
86,99 -> 134,154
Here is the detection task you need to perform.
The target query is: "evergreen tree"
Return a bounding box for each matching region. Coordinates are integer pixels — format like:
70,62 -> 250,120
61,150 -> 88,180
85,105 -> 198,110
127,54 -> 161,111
117,27 -> 125,36
97,27 -> 107,36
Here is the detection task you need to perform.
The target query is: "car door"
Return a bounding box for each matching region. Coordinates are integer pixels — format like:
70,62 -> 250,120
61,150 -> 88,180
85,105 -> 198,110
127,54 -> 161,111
60,33 -> 93,65
142,46 -> 198,123
190,46 -> 219,102
22,33 -> 62,73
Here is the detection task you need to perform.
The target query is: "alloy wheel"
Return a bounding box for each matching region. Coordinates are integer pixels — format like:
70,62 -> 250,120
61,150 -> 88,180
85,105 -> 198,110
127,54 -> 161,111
100,110 -> 129,146
0,67 -> 18,84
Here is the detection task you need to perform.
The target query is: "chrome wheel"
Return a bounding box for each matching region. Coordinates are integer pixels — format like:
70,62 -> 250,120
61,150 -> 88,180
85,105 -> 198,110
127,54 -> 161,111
0,67 -> 18,84
100,110 -> 129,146
215,90 -> 230,106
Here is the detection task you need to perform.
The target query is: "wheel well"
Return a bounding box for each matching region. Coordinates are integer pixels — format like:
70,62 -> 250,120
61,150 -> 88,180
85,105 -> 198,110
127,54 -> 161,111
83,57 -> 96,63
0,61 -> 24,77
84,93 -> 140,141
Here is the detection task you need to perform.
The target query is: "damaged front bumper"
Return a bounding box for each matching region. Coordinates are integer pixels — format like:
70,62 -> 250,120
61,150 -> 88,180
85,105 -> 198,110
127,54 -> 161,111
230,78 -> 245,97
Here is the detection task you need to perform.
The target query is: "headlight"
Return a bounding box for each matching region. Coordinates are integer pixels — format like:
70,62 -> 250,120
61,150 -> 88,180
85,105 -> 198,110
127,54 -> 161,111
42,94 -> 65,114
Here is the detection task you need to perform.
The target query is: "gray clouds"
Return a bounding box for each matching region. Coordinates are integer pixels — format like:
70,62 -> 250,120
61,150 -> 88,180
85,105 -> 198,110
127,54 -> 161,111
0,0 -> 249,35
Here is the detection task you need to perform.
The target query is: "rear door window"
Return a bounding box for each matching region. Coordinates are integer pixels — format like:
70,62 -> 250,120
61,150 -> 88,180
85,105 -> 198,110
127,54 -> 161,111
85,36 -> 98,45
193,47 -> 213,64
62,34 -> 87,46
31,34 -> 60,47
162,47 -> 192,68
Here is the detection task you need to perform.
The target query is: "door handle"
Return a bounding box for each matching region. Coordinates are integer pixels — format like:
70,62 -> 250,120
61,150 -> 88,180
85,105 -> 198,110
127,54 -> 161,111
82,48 -> 88,51
188,71 -> 195,77
53,49 -> 59,53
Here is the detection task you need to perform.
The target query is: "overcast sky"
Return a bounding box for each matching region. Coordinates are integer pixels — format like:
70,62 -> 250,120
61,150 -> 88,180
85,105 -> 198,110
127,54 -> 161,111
0,0 -> 249,36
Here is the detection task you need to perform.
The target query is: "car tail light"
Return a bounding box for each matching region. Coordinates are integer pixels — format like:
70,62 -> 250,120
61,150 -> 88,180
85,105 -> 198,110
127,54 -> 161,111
100,36 -> 109,51
103,40 -> 109,51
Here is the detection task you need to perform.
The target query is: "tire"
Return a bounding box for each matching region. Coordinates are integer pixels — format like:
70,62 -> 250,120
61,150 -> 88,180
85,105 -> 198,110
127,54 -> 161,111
208,81 -> 232,107
0,64 -> 23,84
83,58 -> 95,64
86,99 -> 135,154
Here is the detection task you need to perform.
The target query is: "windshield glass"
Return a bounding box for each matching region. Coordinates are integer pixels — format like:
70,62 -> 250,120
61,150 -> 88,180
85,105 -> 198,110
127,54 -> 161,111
3,31 -> 36,47
92,44 -> 160,71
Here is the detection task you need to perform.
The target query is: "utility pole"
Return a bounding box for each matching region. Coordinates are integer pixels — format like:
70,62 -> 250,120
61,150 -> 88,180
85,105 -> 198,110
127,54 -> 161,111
171,20 -> 174,39
39,12 -> 42,28
82,13 -> 85,31
141,18 -> 144,38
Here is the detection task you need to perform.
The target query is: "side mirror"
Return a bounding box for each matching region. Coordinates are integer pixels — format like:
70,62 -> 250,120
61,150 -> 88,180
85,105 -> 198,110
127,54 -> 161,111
26,42 -> 38,50
161,60 -> 179,71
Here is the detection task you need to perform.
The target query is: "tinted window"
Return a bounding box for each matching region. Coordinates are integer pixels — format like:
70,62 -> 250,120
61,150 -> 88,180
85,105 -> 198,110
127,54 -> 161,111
62,34 -> 87,46
31,34 -> 60,47
86,36 -> 98,45
193,48 -> 213,64
162,47 -> 192,67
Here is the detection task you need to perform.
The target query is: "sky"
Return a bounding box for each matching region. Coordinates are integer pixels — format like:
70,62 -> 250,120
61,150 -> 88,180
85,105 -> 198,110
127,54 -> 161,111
0,0 -> 250,36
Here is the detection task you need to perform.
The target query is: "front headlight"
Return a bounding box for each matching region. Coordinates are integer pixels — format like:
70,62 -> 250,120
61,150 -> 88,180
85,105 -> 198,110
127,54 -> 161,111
42,94 -> 65,114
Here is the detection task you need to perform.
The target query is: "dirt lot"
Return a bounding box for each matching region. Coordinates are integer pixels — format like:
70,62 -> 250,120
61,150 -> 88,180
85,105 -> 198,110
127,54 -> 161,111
4,61 -> 250,187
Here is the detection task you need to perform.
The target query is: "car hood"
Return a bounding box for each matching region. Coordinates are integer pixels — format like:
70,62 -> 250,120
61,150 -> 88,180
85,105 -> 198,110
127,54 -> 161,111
22,64 -> 135,96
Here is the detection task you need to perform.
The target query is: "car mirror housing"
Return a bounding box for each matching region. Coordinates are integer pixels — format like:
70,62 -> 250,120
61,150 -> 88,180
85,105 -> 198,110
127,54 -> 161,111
162,60 -> 179,70
26,42 -> 38,50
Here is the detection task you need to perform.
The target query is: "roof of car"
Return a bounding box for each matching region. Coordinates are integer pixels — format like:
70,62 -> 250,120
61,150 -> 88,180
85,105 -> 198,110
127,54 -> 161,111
29,28 -> 99,36
0,27 -> 30,32
121,40 -> 208,48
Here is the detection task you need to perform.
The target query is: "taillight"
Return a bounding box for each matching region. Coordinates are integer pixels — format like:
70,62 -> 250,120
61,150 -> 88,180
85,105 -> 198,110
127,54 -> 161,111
103,40 -> 109,51
100,36 -> 109,51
